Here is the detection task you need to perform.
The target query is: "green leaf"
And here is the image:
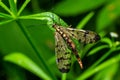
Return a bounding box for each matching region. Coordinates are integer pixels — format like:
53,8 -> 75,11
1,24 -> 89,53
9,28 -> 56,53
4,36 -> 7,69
76,54 -> 120,80
88,45 -> 109,56
53,0 -> 107,16
97,0 -> 120,31
9,0 -> 17,15
19,12 -> 68,30
0,19 -> 14,25
0,1 -> 15,17
15,20 -> 57,80
17,0 -> 30,16
77,46 -> 120,80
4,63 -> 26,80
76,11 -> 94,29
93,62 -> 119,80
101,38 -> 113,47
0,12 -> 12,18
4,52 -> 52,80
81,44 -> 95,57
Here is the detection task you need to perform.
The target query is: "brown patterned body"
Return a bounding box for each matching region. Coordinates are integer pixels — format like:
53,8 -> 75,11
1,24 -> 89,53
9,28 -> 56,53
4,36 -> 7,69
53,24 -> 100,73
55,32 -> 71,72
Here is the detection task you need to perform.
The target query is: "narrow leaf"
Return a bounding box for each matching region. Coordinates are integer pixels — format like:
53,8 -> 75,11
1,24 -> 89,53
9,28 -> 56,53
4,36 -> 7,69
101,38 -> 113,47
9,0 -> 17,15
76,12 -> 94,29
0,19 -> 14,25
0,12 -> 12,18
88,45 -> 109,56
17,0 -> 30,16
18,12 -> 68,30
0,1 -> 15,17
76,54 -> 120,80
4,53 -> 52,80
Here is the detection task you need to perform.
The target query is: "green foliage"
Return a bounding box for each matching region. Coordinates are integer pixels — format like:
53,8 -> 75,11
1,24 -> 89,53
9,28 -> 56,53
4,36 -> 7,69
53,0 -> 107,16
0,0 -> 120,80
4,52 -> 52,80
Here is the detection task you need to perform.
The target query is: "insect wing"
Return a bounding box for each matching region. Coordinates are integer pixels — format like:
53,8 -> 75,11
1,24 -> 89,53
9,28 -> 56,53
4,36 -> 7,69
55,32 -> 71,73
66,28 -> 100,44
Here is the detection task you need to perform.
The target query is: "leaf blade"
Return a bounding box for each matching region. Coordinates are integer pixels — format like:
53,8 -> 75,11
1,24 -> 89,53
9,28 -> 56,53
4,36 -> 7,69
4,53 -> 52,80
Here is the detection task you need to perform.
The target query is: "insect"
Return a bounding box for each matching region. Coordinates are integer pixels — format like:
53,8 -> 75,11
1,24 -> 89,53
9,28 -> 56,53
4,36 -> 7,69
53,24 -> 100,73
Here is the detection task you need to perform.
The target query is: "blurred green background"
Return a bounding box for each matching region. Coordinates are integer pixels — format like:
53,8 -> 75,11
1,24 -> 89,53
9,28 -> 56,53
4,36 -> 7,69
0,0 -> 120,80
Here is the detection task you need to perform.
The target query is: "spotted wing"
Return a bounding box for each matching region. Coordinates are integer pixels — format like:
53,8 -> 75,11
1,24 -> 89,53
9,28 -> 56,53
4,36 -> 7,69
55,32 -> 71,73
66,28 -> 100,44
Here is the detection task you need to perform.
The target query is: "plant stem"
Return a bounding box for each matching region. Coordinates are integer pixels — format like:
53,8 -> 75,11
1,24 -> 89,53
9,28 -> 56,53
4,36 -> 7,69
16,20 -> 56,80
76,54 -> 120,80
62,73 -> 67,80
76,12 -> 94,29
77,46 -> 120,80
